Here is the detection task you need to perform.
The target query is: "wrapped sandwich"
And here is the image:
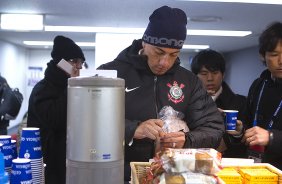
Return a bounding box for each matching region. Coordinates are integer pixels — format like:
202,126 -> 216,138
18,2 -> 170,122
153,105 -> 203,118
142,148 -> 223,184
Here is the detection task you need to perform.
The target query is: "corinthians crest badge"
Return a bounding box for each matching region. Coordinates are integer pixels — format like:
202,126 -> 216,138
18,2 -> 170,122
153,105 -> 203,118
167,81 -> 185,104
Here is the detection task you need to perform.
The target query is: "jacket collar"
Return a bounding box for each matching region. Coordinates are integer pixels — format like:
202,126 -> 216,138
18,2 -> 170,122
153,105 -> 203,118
44,60 -> 69,88
259,69 -> 282,87
216,82 -> 236,103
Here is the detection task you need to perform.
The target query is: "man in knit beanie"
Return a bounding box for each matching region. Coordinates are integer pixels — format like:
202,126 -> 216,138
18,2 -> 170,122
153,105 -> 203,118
27,35 -> 86,184
98,6 -> 224,183
51,35 -> 85,63
142,5 -> 187,49
51,35 -> 86,77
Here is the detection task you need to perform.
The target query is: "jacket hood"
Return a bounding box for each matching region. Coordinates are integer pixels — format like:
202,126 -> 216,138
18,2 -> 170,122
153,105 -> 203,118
44,60 -> 69,88
260,69 -> 272,80
259,69 -> 282,86
114,39 -> 181,75
221,81 -> 235,96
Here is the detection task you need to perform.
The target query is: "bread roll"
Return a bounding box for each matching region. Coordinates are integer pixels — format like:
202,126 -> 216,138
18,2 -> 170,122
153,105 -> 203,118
195,152 -> 213,174
165,173 -> 185,184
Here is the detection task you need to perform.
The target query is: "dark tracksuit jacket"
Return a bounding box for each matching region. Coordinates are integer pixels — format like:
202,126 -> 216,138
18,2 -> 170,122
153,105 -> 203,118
98,39 -> 225,181
245,70 -> 282,170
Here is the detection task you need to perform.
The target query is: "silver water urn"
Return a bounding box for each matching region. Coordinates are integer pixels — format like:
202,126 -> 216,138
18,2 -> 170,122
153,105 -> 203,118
66,76 -> 125,184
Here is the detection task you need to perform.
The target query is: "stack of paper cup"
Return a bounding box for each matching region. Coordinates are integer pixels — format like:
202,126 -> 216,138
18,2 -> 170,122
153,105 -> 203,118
11,140 -> 18,160
10,158 -> 33,184
0,135 -> 13,174
19,127 -> 44,184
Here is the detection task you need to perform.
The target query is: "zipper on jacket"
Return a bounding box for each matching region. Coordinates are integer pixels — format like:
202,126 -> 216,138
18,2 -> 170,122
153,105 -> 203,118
154,76 -> 159,118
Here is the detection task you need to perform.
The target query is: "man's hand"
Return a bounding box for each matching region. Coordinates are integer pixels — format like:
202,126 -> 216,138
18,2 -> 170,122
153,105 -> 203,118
134,119 -> 164,140
228,120 -> 244,136
242,126 -> 270,146
159,131 -> 185,149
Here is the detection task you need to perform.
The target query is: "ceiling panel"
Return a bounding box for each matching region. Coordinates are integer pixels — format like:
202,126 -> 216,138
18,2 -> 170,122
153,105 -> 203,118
0,0 -> 281,53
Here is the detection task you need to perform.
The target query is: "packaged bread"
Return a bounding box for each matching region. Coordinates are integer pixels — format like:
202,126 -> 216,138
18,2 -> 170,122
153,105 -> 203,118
157,172 -> 218,184
163,173 -> 185,184
142,148 -> 222,184
160,148 -> 222,175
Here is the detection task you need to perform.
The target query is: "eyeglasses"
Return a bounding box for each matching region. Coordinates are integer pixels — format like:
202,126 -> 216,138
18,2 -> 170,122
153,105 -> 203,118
69,59 -> 88,69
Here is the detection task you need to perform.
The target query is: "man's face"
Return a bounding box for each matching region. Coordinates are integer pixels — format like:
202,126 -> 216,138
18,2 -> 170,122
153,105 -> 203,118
68,58 -> 84,77
264,40 -> 282,79
142,43 -> 180,75
197,66 -> 223,95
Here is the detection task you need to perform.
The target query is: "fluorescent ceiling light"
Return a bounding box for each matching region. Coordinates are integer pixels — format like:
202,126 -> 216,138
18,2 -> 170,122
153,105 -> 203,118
23,41 -> 206,50
188,30 -> 251,37
178,0 -> 282,5
45,26 -> 145,34
182,45 -> 209,49
23,41 -> 95,47
0,14 -> 43,31
45,26 -> 251,37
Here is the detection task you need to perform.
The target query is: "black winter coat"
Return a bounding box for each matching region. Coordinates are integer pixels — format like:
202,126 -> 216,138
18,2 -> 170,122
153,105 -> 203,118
0,78 -> 10,134
27,60 -> 68,184
98,39 -> 225,181
216,82 -> 247,158
246,70 -> 282,170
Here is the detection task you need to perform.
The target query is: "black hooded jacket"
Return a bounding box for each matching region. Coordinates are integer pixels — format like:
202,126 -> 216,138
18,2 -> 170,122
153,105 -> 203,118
27,60 -> 68,184
0,76 -> 9,134
246,69 -> 282,170
98,39 -> 224,180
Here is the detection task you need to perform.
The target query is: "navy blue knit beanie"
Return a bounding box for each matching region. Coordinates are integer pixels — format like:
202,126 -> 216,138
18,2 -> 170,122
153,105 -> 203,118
142,6 -> 187,49
51,35 -> 85,63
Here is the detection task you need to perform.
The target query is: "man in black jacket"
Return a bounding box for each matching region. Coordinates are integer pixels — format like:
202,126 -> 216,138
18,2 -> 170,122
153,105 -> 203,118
191,49 -> 247,158
242,22 -> 282,170
0,75 -> 10,134
98,6 -> 224,182
27,35 -> 85,184
0,75 -> 23,135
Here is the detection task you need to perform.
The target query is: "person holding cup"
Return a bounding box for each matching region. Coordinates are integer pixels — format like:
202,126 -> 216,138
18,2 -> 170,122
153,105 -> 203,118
241,22 -> 282,170
191,49 -> 247,158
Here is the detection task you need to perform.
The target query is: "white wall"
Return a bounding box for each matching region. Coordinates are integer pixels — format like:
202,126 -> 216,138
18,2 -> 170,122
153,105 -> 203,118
224,46 -> 266,96
179,52 -> 196,71
95,33 -> 142,69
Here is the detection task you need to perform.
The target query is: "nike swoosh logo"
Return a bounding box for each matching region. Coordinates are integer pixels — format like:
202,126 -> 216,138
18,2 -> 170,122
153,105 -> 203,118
125,86 -> 140,92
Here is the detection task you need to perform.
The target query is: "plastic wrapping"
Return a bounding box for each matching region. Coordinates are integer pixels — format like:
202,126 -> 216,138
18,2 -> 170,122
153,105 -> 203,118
160,148 -> 222,175
159,172 -> 218,184
159,106 -> 189,133
143,148 -> 223,184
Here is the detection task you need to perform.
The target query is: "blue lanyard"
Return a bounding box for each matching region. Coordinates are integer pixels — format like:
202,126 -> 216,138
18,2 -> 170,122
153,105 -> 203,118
252,80 -> 282,130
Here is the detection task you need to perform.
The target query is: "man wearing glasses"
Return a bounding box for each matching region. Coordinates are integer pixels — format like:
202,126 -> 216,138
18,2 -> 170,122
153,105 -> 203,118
27,35 -> 85,184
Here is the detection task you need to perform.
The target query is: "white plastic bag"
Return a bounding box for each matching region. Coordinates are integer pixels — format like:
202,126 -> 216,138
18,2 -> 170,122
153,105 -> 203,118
159,106 -> 189,133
